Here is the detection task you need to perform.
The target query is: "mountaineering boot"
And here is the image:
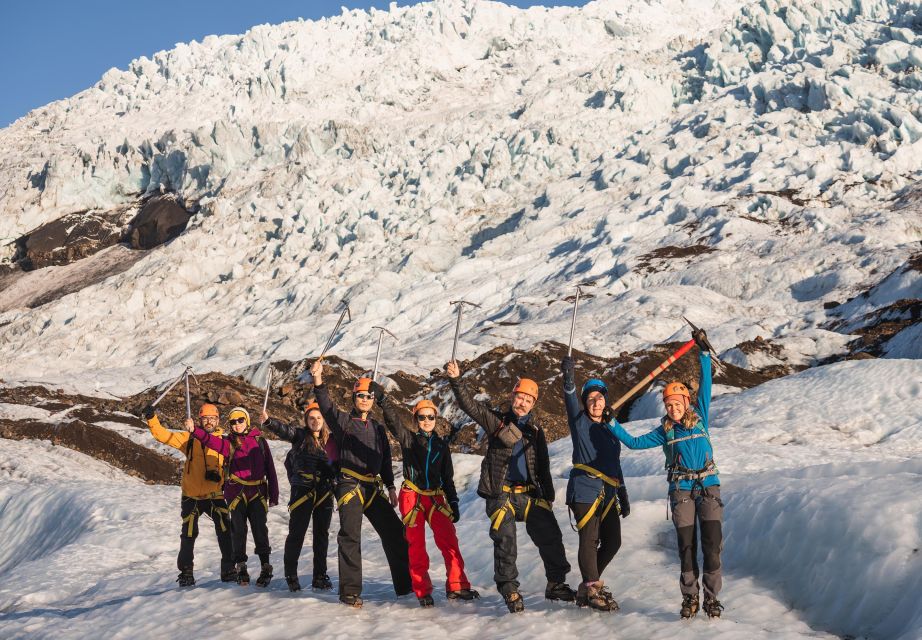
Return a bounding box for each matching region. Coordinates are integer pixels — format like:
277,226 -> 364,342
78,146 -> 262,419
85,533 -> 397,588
446,588 -> 481,601
311,573 -> 333,591
176,567 -> 195,588
256,563 -> 273,588
220,568 -> 238,583
703,597 -> 724,619
545,581 -> 577,602
285,575 -> 302,592
576,581 -> 618,612
503,590 -> 525,613
236,562 -> 250,586
598,583 -> 618,607
339,593 -> 364,608
419,594 -> 435,607
680,593 -> 699,619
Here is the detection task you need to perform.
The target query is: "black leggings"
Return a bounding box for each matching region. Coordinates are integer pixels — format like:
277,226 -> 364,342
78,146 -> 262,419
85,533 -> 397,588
230,494 -> 271,565
284,485 -> 334,577
571,499 -> 621,583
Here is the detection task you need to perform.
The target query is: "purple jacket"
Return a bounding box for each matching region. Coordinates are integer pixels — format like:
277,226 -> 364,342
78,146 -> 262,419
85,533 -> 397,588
193,426 -> 279,506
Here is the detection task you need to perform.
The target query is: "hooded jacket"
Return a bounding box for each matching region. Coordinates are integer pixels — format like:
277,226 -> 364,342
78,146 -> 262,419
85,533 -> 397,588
147,415 -> 225,499
380,398 -> 458,504
193,426 -> 279,506
448,377 -> 554,501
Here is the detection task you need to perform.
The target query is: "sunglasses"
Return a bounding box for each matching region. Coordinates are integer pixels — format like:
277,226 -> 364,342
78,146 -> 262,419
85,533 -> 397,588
228,417 -> 247,425
416,414 -> 436,422
354,393 -> 374,400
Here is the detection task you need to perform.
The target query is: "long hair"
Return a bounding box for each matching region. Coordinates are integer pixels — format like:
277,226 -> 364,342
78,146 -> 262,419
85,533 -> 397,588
680,405 -> 699,429
304,405 -> 330,449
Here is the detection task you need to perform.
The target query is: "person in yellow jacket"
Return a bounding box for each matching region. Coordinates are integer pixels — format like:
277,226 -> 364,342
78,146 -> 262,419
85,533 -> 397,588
144,403 -> 235,586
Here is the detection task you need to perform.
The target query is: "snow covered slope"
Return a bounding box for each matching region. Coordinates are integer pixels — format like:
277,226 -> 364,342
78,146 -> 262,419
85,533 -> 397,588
0,0 -> 919,394
1,358 -> 919,639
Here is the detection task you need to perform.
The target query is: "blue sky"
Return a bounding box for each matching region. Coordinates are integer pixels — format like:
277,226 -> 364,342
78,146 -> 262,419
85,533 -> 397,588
0,0 -> 587,128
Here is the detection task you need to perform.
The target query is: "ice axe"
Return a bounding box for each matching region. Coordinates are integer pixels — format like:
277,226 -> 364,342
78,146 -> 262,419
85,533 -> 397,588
318,299 -> 351,360
683,316 -> 724,372
566,283 -> 595,357
262,366 -> 273,413
449,300 -> 481,363
149,370 -> 187,410
181,365 -> 200,419
371,326 -> 397,382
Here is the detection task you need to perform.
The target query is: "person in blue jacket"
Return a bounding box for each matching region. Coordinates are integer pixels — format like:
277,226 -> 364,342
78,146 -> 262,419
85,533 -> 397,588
560,355 -> 628,612
606,329 -> 724,620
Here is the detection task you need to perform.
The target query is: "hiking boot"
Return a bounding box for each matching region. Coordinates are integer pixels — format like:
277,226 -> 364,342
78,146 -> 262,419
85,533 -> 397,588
503,590 -> 525,613
419,594 -> 435,607
255,563 -> 273,588
446,588 -> 480,601
220,568 -> 238,583
340,593 -> 363,608
176,567 -> 195,588
680,593 -> 699,619
545,581 -> 577,602
286,575 -> 302,592
311,573 -> 333,591
576,581 -> 618,612
703,597 -> 724,619
236,562 -> 250,586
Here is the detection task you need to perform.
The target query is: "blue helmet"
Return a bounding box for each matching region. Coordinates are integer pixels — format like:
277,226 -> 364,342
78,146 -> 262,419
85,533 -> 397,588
581,379 -> 608,405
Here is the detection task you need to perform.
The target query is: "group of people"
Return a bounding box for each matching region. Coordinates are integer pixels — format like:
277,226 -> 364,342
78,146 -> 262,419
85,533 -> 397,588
143,328 -> 724,619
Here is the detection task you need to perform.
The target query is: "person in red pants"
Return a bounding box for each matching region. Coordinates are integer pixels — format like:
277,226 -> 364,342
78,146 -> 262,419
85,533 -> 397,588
376,383 -> 479,607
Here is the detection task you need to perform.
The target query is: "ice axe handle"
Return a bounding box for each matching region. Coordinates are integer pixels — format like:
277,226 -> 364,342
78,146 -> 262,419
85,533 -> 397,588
608,339 -> 696,413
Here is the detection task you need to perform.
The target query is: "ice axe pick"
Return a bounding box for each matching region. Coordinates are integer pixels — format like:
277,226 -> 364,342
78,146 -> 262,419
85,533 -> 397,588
449,300 -> 481,363
371,326 -> 397,382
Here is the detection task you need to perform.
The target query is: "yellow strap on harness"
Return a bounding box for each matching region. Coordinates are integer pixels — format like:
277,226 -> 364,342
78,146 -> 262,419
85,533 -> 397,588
572,464 -> 621,488
229,474 -> 267,486
213,505 -> 230,532
501,484 -> 534,494
337,468 -> 384,512
182,513 -> 196,537
490,488 -> 551,530
575,488 -> 621,531
402,479 -> 444,497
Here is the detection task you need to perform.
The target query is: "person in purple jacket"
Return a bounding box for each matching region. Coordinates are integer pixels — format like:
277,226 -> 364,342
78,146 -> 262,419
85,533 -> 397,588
185,406 -> 279,588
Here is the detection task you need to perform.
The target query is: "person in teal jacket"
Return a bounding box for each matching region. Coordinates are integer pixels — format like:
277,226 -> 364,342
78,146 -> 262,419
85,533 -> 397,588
606,329 -> 724,620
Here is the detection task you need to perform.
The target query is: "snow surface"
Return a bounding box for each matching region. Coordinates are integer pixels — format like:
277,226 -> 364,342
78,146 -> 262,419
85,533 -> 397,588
1,358 -> 920,639
0,0 -> 919,396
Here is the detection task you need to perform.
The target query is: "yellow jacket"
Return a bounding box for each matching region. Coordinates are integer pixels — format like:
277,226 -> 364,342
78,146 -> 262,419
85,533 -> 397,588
148,415 -> 225,499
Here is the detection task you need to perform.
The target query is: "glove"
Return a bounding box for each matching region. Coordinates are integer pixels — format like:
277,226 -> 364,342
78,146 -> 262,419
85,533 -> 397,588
449,500 -> 461,523
617,485 -> 630,518
601,406 -> 614,424
142,405 -> 156,420
369,380 -> 386,405
692,328 -> 710,353
560,356 -> 575,384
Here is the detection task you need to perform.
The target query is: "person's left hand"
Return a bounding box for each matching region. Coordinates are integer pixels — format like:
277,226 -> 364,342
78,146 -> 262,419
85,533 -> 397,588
260,410 -> 269,425
388,487 -> 399,508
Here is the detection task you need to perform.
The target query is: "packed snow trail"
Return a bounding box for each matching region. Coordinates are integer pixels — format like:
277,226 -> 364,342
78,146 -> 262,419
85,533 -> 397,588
2,359 -> 920,639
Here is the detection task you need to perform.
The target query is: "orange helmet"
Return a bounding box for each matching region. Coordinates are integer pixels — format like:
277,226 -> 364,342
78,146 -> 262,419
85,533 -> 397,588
412,399 -> 438,416
303,401 -> 321,414
353,378 -> 373,394
662,382 -> 691,403
199,403 -> 219,418
512,378 -> 539,400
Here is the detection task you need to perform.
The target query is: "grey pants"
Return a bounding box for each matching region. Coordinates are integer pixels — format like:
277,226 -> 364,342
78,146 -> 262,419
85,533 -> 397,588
670,485 -> 723,598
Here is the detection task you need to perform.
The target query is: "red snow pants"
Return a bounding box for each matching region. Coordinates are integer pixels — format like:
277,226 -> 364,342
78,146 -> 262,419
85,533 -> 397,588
398,487 -> 471,598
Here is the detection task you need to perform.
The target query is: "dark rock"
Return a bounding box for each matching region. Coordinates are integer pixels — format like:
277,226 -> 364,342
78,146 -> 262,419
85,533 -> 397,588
14,210 -> 127,271
128,195 -> 192,250
217,388 -> 246,406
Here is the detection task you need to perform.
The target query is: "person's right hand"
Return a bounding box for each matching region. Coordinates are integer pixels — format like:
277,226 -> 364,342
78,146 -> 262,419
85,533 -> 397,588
560,356 -> 575,380
260,410 -> 269,425
310,360 -> 323,385
142,405 -> 156,420
369,380 -> 386,405
183,418 -> 195,433
445,361 -> 460,379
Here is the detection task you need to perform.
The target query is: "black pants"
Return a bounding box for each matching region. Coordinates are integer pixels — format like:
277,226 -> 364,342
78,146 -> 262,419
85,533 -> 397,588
284,485 -> 334,578
571,492 -> 621,583
486,492 -> 570,596
335,480 -> 411,597
178,496 -> 234,574
671,486 -> 723,598
229,493 -> 271,565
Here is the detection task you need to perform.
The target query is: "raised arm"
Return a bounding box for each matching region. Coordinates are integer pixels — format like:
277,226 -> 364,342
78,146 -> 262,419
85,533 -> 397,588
378,390 -> 414,449
446,362 -> 503,435
560,356 -> 580,423
606,420 -> 666,450
696,351 -> 713,431
262,417 -> 301,443
311,360 -> 347,441
192,427 -> 232,457
145,413 -> 190,451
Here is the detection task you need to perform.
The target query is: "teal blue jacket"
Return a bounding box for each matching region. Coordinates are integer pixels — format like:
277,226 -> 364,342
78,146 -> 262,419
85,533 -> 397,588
606,352 -> 719,492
